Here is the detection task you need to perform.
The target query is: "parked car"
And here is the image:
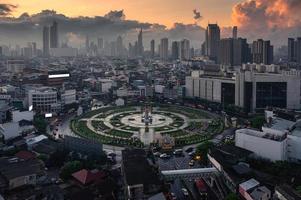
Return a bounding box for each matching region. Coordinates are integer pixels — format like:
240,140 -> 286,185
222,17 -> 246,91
182,188 -> 189,196
160,153 -> 171,159
185,147 -> 194,153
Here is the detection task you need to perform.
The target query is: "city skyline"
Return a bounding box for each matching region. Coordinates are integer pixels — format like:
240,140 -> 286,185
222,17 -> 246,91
0,0 -> 300,48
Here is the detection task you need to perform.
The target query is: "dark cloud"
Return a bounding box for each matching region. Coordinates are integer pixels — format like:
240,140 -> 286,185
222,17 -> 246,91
0,9 -> 205,49
0,3 -> 17,16
193,9 -> 202,21
231,0 -> 301,47
104,10 -> 125,21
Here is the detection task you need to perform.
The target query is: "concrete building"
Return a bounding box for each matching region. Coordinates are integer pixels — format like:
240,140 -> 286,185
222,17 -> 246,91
179,39 -> 190,60
171,41 -> 179,60
186,65 -> 301,112
6,60 -> 25,74
235,129 -> 287,161
159,38 -> 169,61
235,110 -> 301,162
61,89 -> 76,105
150,39 -> 155,58
288,37 -> 301,64
252,39 -> 273,65
50,21 -> 59,48
205,24 -> 220,61
43,26 -> 50,57
28,87 -> 58,114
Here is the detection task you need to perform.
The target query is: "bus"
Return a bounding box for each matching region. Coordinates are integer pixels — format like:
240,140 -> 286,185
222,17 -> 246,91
195,178 -> 208,199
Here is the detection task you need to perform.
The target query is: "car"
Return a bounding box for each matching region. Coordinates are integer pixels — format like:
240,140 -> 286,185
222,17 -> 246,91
189,160 -> 195,166
171,192 -> 177,200
188,152 -> 195,157
182,188 -> 189,196
160,153 -> 171,159
173,149 -> 183,156
153,152 -> 161,157
108,152 -> 117,157
185,147 -> 194,153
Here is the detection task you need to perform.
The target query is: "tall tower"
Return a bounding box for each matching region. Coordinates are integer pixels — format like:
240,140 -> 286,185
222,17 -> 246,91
150,39 -> 155,58
233,26 -> 238,39
50,21 -> 59,48
160,38 -> 169,61
137,28 -> 144,56
43,26 -> 50,57
205,24 -> 220,62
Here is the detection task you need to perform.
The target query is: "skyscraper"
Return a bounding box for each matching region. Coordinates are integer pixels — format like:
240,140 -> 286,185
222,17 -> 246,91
150,40 -> 155,58
297,38 -> 301,64
252,39 -> 273,65
160,38 -> 168,61
171,41 -> 179,60
137,28 -> 144,57
50,21 -> 59,48
219,38 -> 234,66
179,39 -> 190,60
205,24 -> 220,62
233,26 -> 238,39
116,36 -> 123,57
43,26 -> 50,57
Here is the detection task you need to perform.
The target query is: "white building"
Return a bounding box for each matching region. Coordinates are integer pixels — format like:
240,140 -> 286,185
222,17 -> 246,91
28,87 -> 58,114
235,129 -> 287,161
12,110 -> 34,122
61,89 -> 76,105
186,65 -> 301,112
235,110 -> 301,162
98,79 -> 113,93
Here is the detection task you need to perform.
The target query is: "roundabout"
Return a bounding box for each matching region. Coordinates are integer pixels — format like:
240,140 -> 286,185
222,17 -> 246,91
70,105 -> 224,147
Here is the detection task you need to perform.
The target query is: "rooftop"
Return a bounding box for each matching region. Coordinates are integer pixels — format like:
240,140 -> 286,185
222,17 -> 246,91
122,148 -> 161,186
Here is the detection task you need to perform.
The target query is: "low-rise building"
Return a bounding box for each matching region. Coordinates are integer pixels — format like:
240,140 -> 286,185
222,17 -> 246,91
122,148 -> 163,200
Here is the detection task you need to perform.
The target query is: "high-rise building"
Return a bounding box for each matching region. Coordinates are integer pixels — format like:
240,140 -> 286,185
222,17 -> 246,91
179,39 -> 190,60
50,21 -> 59,48
43,26 -> 50,57
97,38 -> 103,49
297,38 -> 301,64
219,38 -> 234,66
160,38 -> 169,61
205,24 -> 220,62
288,38 -> 295,62
263,40 -> 273,65
288,37 -> 301,64
116,36 -> 123,57
233,38 -> 252,65
171,41 -> 179,60
252,39 -> 273,65
137,28 -> 144,57
233,26 -> 238,39
150,40 -> 155,58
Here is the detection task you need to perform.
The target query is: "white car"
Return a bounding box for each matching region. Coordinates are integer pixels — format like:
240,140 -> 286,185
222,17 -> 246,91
160,153 -> 171,159
153,152 -> 161,157
182,188 -> 189,196
171,192 -> 177,200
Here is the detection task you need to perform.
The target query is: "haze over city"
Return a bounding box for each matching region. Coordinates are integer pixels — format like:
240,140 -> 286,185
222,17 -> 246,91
0,0 -> 300,48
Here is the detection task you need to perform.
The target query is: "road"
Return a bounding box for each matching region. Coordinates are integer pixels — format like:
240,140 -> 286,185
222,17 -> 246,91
55,112 -> 124,163
157,148 -> 219,200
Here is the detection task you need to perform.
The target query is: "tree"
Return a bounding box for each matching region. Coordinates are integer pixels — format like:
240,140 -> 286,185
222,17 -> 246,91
33,115 -> 48,133
296,186 -> 301,195
250,116 -> 265,129
225,193 -> 239,200
196,141 -> 214,163
60,161 -> 83,180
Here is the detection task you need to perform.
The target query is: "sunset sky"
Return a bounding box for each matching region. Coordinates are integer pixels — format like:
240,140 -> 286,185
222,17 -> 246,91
4,0 -> 240,27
